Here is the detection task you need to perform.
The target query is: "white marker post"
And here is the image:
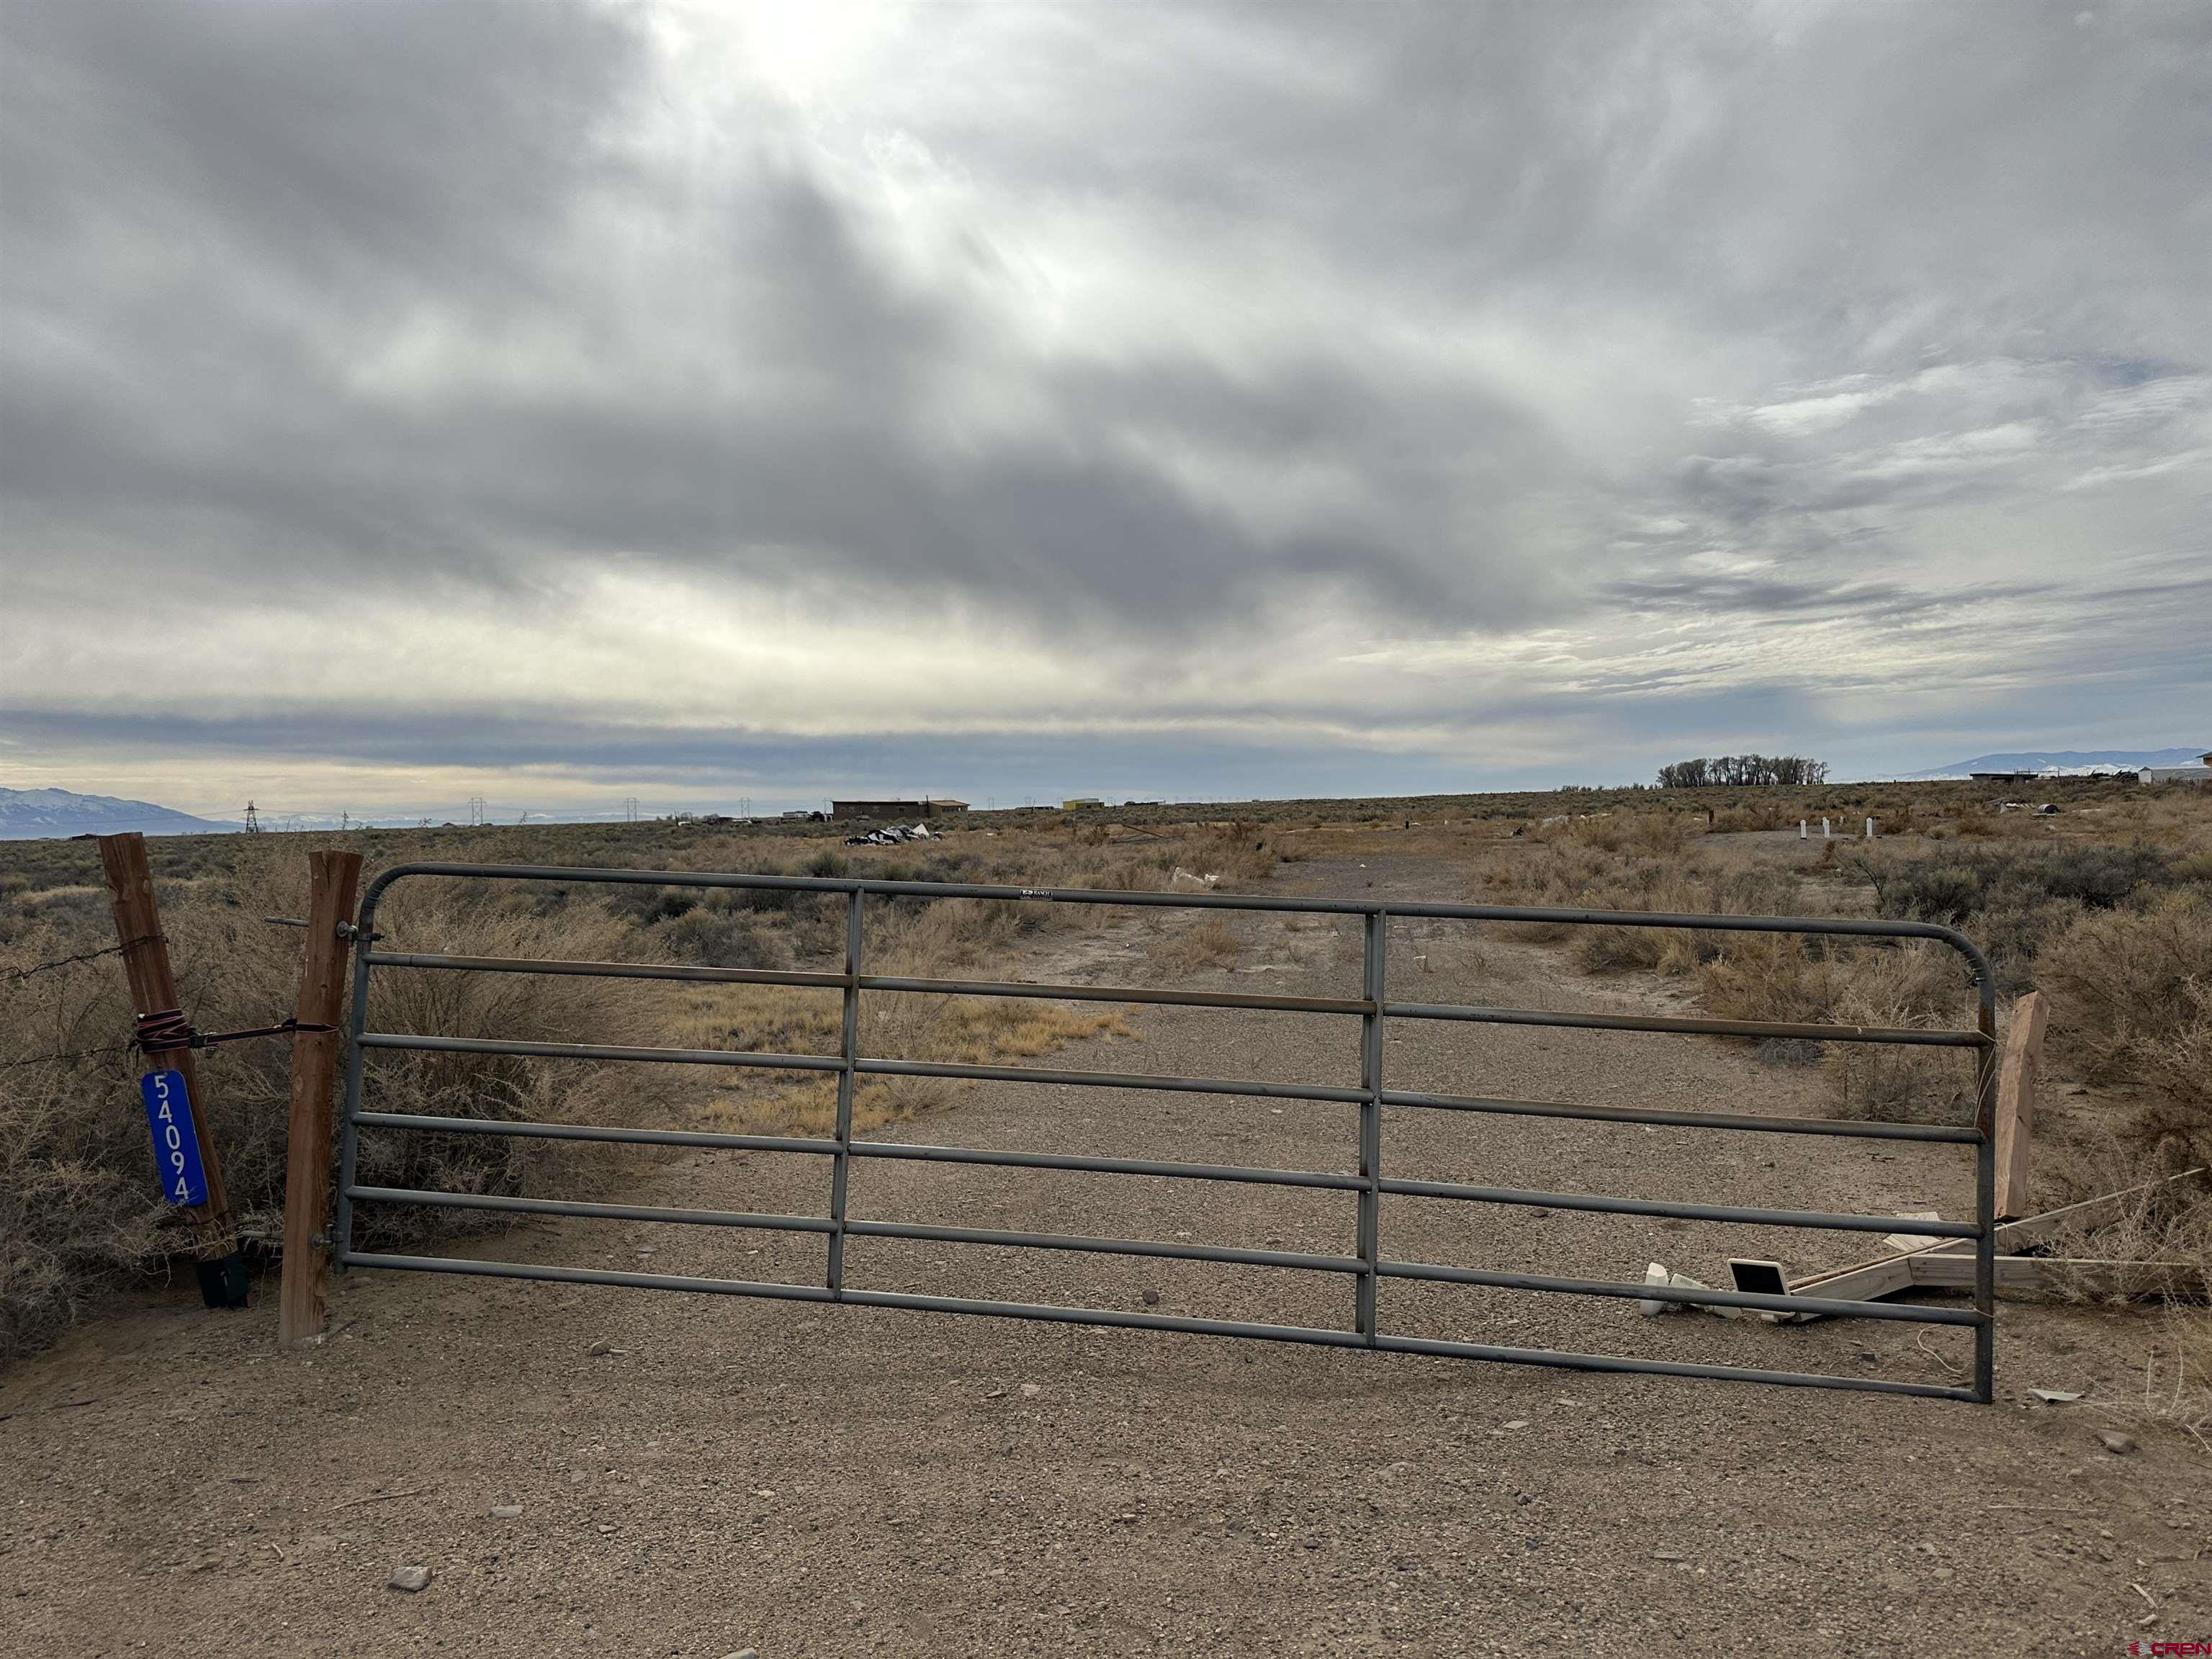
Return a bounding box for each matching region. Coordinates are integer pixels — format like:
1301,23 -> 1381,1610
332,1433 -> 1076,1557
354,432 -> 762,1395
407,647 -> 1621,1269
1822,817 -> 1831,839
1866,817 -> 1875,840
1799,819 -> 1807,840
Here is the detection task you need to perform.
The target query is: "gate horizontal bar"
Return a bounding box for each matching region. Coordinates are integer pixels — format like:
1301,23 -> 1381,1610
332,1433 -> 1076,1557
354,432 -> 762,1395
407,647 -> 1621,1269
363,1030 -> 1367,1105
342,1180 -> 1980,1321
357,860 -> 1992,956
352,1109 -> 838,1156
368,948 -> 1372,1017
1385,1000 -> 1986,1048
342,1251 -> 836,1303
854,1055 -> 1367,1104
358,1031 -> 846,1071
343,1186 -> 1360,1274
351,1109 -> 1357,1190
848,1138 -> 1367,1191
1379,1176 -> 1984,1237
336,1249 -> 1974,1399
1377,1259 -> 1984,1325
362,952 -> 1982,1048
860,973 -> 1367,1016
367,950 -> 852,990
1378,1088 -> 1982,1143
845,1219 -> 1364,1274
346,1184 -> 836,1233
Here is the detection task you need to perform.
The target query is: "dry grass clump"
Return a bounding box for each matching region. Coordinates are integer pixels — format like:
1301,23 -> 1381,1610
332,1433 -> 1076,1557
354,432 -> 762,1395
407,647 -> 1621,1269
697,994 -> 1136,1142
1694,932 -> 1979,1120
2037,890 -> 2212,1172
1478,814 -> 1804,975
1150,915 -> 1242,973
350,881 -> 674,1239
2112,1309 -> 2212,1453
1851,840 -> 2177,991
2029,1151 -> 2212,1449
0,848 -> 662,1360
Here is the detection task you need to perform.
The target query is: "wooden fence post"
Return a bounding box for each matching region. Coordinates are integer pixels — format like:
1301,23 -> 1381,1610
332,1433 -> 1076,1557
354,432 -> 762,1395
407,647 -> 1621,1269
98,832 -> 244,1303
1994,989 -> 2048,1221
279,849 -> 364,1349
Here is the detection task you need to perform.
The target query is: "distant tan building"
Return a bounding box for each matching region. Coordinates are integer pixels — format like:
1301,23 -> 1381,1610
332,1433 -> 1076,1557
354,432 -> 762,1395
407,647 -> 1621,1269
1061,797 -> 1105,809
830,799 -> 969,820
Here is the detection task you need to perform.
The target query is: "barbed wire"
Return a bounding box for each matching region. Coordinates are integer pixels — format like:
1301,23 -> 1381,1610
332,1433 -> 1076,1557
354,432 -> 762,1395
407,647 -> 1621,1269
0,944 -> 126,985
0,1040 -> 138,1071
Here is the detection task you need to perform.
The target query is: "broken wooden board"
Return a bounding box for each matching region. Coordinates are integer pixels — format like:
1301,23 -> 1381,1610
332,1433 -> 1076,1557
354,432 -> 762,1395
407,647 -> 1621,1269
1905,1254 -> 2205,1300
1883,1210 -> 1946,1252
1785,1169 -> 2206,1311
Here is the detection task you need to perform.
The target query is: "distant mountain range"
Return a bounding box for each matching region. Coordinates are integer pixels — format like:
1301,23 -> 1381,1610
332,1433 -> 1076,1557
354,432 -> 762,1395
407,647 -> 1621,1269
1898,747 -> 2208,781
0,787 -> 233,840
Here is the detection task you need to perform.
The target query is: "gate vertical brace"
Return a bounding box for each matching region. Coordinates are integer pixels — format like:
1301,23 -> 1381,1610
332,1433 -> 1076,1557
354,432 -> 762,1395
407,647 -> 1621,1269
1356,909 -> 1386,1343
333,887 -> 381,1271
1972,976 -> 1998,1404
827,889 -> 863,1297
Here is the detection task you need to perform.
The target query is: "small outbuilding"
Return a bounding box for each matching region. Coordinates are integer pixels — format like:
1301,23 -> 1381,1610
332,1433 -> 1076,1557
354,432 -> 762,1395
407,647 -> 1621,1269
830,798 -> 969,820
2140,752 -> 2212,785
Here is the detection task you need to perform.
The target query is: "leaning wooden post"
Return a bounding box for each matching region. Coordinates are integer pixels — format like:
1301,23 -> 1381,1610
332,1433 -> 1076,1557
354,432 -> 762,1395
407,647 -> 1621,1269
1993,989 -> 2048,1220
279,848 -> 364,1349
98,832 -> 244,1303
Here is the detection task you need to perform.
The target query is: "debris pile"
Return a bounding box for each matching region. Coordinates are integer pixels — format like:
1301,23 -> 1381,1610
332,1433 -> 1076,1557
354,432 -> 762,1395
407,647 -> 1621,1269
845,822 -> 936,847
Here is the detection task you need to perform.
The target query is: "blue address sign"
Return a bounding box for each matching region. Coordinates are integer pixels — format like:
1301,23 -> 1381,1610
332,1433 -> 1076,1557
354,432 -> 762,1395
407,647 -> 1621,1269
140,1070 -> 209,1207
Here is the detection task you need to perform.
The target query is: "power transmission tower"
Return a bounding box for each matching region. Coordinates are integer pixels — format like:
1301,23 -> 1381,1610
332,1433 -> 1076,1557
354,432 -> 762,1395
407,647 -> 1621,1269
467,796 -> 487,827
625,796 -> 639,824
242,801 -> 262,834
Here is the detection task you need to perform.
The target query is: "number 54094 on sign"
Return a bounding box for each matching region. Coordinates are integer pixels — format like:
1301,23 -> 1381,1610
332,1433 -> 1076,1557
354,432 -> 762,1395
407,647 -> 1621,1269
140,1069 -> 209,1208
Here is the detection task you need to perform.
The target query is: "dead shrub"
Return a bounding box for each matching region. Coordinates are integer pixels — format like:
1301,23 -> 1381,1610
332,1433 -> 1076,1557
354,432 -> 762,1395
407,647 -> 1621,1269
1151,916 -> 1241,972
1696,933 -> 1849,1026
2037,891 -> 2212,1170
0,854 -> 657,1359
1856,842 -> 2175,991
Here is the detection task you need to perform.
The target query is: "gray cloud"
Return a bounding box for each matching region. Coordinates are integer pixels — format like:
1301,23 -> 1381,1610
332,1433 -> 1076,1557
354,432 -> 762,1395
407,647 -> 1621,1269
1,0 -> 2208,814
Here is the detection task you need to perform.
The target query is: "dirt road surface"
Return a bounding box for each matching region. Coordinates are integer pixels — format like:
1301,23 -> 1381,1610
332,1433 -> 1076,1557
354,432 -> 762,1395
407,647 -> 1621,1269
4,856 -> 2205,1655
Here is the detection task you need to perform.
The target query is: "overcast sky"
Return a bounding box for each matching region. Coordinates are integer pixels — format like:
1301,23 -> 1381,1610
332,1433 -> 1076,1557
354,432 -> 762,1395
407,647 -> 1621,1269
2,1 -> 2206,820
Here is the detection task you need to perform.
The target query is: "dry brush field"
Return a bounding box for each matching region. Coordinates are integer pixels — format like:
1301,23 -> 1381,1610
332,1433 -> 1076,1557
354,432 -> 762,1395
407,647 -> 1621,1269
6,781 -> 2212,1655
4,781 -> 2208,1426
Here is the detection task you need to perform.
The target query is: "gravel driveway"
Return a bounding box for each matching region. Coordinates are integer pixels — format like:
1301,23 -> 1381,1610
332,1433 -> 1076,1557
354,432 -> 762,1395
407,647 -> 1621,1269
4,855 -> 2204,1655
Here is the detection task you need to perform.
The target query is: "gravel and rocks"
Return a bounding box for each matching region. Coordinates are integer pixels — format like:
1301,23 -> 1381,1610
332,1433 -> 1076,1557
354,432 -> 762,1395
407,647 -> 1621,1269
1,855 -> 2200,1654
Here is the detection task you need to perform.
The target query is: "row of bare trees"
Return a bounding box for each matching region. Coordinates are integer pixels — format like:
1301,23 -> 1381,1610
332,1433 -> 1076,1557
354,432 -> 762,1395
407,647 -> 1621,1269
1655,755 -> 1830,788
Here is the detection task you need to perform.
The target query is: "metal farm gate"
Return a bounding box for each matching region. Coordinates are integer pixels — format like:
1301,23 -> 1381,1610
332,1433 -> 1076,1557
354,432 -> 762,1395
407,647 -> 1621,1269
335,863 -> 2000,1402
